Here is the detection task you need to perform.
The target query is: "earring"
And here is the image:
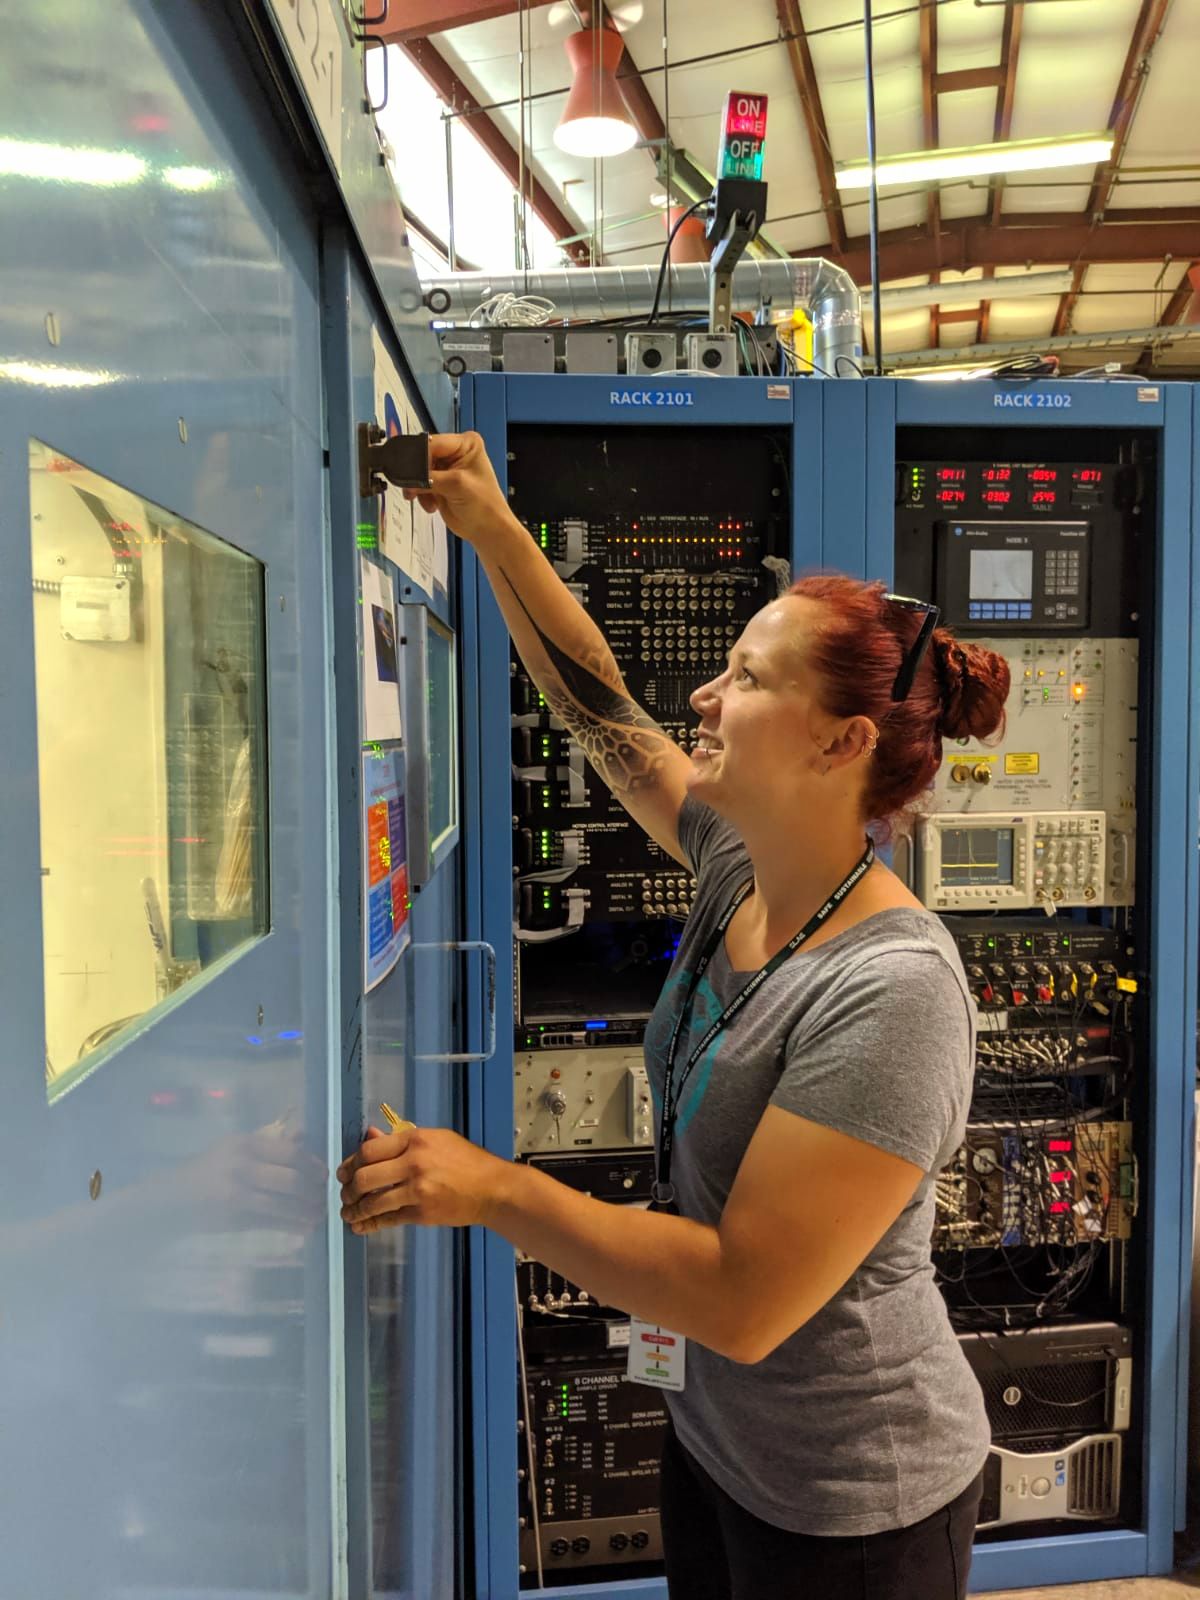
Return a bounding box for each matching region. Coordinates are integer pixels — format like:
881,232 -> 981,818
862,734 -> 878,758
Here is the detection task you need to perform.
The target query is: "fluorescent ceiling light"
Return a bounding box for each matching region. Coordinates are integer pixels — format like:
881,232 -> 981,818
0,361 -> 120,388
836,133 -> 1113,191
0,138 -> 147,187
162,165 -> 224,192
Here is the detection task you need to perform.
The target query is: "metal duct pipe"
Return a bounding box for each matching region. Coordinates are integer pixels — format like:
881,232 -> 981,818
423,259 -> 864,375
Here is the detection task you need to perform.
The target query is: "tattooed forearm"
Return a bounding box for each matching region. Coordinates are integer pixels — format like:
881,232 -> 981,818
501,567 -> 675,797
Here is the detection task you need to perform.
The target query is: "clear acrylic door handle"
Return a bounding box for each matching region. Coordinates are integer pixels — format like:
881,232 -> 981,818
411,941 -> 496,1062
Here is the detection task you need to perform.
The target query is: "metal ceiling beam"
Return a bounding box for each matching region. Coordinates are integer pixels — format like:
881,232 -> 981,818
979,3 -> 1023,343
399,36 -> 591,263
404,205 -> 480,273
776,0 -> 848,254
934,66 -> 1006,95
1052,0 -> 1173,335
886,320 -> 1200,370
373,0 -> 556,45
1161,261 -> 1200,324
825,213 -> 1200,284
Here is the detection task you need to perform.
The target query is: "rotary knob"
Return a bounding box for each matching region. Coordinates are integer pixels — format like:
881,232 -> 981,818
543,1089 -> 568,1118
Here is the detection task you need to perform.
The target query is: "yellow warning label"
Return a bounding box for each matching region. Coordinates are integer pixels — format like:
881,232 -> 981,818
1116,976 -> 1139,995
1005,753 -> 1040,776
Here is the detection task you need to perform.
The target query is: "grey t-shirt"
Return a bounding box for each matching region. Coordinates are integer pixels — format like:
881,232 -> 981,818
642,796 -> 990,1536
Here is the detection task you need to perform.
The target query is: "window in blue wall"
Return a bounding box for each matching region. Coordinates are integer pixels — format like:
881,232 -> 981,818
370,47 -> 564,276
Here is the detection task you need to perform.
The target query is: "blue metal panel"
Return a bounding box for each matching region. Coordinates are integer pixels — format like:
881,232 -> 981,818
322,231 -> 376,1600
503,373 -> 797,427
1143,382 -> 1197,1569
1183,385 -> 1200,1534
0,4 -> 339,1596
463,374 -> 525,1599
324,233 -> 463,1599
968,1530 -> 1148,1591
895,377 -> 1167,429
865,380 -> 899,584
457,386 -> 495,1600
791,381 -> 824,574
821,379 -> 868,574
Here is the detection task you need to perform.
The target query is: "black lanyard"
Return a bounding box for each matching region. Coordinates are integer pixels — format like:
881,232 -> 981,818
652,837 -> 876,1208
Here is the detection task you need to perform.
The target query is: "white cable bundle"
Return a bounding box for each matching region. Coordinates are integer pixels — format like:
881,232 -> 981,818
468,291 -> 557,327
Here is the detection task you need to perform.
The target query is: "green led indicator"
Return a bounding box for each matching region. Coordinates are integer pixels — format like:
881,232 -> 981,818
356,532 -> 377,550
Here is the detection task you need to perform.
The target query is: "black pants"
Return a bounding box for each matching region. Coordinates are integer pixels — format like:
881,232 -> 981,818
660,1424 -> 983,1600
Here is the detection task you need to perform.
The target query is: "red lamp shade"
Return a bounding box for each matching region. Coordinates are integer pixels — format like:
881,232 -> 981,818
554,27 -> 638,158
664,204 -> 710,264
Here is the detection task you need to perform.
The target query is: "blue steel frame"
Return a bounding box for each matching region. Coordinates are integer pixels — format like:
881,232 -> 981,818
460,373 -> 1198,1599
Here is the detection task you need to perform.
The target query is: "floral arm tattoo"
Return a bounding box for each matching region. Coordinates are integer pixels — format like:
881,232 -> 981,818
501,569 -> 677,799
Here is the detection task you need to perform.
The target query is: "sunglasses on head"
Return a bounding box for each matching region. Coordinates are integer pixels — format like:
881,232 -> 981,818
881,592 -> 941,702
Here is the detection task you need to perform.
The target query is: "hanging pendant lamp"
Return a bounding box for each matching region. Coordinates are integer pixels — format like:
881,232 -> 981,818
553,26 -> 638,158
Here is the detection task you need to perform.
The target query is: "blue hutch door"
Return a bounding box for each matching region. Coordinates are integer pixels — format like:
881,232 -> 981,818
0,3 -> 344,1597
323,233 -> 464,1600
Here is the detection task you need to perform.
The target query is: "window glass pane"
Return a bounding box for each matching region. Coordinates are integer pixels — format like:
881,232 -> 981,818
30,441 -> 269,1096
374,48 -> 565,276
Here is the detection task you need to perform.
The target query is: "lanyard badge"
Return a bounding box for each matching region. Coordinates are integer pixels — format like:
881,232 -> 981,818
628,838 -> 875,1391
652,837 -> 876,1210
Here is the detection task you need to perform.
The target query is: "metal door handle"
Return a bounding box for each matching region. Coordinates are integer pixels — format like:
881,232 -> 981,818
352,0 -> 389,29
411,940 -> 496,1062
363,35 -> 389,113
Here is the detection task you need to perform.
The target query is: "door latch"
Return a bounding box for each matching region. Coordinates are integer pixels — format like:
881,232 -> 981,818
357,423 -> 432,499
410,941 -> 497,1063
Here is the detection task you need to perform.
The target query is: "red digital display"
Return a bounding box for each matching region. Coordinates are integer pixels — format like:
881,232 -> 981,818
1028,468 -> 1058,483
1049,1200 -> 1073,1215
1047,1138 -> 1073,1153
1030,489 -> 1057,506
937,467 -> 967,483
1049,1170 -> 1071,1184
1073,468 -> 1103,484
983,488 -> 1012,506
982,466 -> 1012,483
937,488 -> 967,506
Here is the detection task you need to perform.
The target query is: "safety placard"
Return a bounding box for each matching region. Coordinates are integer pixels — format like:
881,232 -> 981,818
363,747 -> 410,991
1005,753 -> 1041,775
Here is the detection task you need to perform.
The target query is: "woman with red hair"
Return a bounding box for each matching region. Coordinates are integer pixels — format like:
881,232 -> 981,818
339,433 -> 1011,1599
